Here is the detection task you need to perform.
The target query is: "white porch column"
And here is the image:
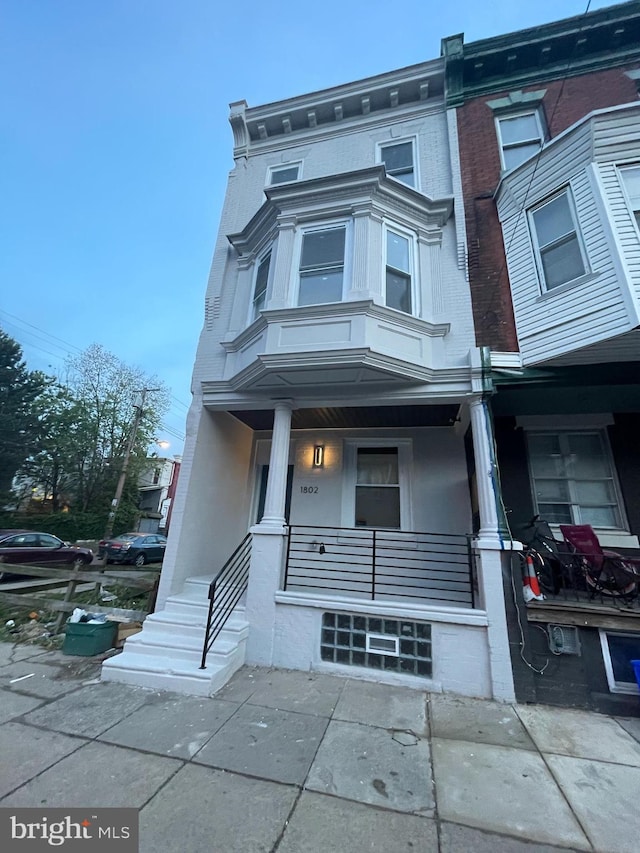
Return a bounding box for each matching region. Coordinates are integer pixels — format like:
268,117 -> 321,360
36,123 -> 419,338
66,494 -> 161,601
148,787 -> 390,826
469,396 -> 516,703
246,399 -> 292,665
469,397 -> 501,544
259,400 -> 293,527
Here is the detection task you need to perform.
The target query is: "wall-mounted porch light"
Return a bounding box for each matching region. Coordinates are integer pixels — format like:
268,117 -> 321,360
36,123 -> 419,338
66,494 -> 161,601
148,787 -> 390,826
313,444 -> 325,468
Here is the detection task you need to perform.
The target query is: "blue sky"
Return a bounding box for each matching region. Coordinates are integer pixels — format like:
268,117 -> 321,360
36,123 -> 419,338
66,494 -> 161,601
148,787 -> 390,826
1,0 -> 604,453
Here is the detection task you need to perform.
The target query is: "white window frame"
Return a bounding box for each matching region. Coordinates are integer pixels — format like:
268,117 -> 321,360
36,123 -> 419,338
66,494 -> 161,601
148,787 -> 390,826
599,630 -> 640,695
249,248 -> 272,323
495,109 -> 545,171
528,187 -> 588,292
294,219 -> 351,307
384,223 -> 417,316
342,438 -> 413,530
525,428 -> 626,531
618,164 -> 640,232
268,161 -> 302,186
377,138 -> 418,189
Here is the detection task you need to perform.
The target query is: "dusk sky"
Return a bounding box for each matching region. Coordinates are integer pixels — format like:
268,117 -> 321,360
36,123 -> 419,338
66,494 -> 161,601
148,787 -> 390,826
1,0 -> 603,454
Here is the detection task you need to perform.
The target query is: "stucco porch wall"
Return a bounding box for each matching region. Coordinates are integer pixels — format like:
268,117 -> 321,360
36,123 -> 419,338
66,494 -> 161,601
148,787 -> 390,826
269,594 -> 492,698
253,424 -> 472,534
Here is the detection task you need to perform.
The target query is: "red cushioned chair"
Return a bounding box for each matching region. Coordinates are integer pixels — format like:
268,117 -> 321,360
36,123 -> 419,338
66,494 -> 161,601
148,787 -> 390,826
560,524 -> 640,600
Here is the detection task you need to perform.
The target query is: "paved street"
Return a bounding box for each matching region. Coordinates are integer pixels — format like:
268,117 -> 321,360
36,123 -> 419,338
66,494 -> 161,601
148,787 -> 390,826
0,640 -> 639,852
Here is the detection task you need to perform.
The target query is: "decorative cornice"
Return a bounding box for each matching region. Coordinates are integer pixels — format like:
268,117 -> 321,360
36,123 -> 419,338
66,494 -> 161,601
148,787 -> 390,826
229,59 -> 445,156
443,2 -> 640,105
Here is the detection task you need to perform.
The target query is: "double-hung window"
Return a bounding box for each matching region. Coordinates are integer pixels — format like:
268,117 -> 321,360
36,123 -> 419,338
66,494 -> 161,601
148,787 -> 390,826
251,252 -> 271,320
529,189 -> 586,290
297,226 -> 345,306
527,430 -> 622,528
379,141 -> 415,187
355,447 -> 401,529
386,229 -> 412,314
269,163 -> 301,185
619,165 -> 640,230
496,111 -> 544,170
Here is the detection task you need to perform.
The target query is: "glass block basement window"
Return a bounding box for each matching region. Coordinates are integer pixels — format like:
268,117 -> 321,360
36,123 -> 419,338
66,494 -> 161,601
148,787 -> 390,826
321,612 -> 432,676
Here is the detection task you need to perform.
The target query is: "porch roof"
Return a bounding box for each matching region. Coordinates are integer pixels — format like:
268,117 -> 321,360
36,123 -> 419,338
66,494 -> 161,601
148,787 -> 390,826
228,403 -> 460,431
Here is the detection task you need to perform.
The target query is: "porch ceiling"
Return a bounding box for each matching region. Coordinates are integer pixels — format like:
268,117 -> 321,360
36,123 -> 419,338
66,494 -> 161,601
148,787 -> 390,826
229,403 -> 460,430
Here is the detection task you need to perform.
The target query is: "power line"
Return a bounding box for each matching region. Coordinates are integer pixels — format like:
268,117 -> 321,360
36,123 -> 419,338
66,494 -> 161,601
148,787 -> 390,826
1,308 -> 190,429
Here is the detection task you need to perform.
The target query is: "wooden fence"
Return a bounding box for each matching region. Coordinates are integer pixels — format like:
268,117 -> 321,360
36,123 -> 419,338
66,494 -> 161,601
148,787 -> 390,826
0,563 -> 160,632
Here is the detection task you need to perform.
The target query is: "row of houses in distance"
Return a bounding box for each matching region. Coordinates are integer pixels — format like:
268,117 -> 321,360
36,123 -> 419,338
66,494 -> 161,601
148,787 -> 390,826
104,1 -> 640,715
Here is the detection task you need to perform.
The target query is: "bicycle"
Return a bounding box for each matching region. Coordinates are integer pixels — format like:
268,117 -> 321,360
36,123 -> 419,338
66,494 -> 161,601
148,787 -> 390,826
519,516 -> 572,597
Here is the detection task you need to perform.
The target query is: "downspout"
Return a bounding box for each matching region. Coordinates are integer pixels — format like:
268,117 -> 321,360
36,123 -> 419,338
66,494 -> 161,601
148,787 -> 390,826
480,345 -> 506,549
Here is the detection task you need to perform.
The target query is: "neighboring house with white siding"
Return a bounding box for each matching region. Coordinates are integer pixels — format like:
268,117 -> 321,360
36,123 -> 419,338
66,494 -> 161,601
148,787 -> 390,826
445,0 -> 640,715
104,55 -> 516,701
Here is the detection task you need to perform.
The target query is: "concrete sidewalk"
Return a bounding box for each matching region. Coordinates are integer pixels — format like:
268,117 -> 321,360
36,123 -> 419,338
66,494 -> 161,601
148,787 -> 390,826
0,641 -> 639,852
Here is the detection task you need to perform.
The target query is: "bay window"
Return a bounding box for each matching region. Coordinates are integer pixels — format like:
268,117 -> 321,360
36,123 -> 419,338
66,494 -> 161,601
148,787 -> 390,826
385,229 -> 413,314
620,165 -> 640,230
529,189 -> 587,290
297,225 -> 346,306
251,251 -> 271,320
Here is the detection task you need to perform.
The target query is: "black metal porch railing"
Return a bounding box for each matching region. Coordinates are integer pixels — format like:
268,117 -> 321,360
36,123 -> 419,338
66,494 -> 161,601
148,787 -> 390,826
520,549 -> 640,612
200,533 -> 252,669
284,526 -> 476,608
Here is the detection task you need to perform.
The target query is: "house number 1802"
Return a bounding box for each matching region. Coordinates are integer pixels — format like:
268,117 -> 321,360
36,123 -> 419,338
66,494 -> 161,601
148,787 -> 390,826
300,486 -> 318,494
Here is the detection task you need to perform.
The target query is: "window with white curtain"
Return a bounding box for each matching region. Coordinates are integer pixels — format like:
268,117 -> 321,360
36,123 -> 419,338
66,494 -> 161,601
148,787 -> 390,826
526,430 -> 623,528
355,447 -> 400,528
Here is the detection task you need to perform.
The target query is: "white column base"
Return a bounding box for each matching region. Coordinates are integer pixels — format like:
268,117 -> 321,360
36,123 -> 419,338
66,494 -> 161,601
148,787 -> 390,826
245,526 -> 287,665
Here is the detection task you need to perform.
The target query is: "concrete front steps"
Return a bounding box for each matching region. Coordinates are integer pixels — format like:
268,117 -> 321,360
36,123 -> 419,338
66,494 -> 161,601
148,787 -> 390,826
101,575 -> 249,696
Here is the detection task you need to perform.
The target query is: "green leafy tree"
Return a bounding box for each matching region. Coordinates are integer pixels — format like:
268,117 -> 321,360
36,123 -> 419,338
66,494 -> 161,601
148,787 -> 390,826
61,344 -> 170,519
12,343 -> 169,538
0,329 -> 50,499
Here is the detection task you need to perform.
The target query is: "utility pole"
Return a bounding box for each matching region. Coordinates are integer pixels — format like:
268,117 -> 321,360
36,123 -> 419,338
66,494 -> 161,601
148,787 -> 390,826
103,388 -> 159,540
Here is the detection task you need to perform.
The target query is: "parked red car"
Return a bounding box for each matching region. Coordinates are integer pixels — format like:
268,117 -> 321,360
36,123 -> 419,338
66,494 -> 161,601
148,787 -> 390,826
0,530 -> 94,582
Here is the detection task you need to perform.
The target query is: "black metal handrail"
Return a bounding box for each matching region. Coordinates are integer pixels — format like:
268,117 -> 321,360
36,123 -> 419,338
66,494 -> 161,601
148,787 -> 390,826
284,525 -> 476,608
200,533 -> 252,669
518,548 -> 640,611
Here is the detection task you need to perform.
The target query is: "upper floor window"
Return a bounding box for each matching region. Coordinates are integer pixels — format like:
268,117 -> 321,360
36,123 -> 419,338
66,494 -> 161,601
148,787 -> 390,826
269,163 -> 301,185
496,111 -> 544,170
620,165 -> 640,230
252,251 -> 271,320
529,189 -> 586,290
527,430 -> 622,529
385,229 -> 413,314
379,140 -> 415,187
298,225 -> 346,306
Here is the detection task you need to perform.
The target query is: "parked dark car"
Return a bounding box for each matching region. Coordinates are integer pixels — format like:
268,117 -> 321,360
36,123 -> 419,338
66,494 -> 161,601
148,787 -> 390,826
98,532 -> 167,567
0,530 -> 94,582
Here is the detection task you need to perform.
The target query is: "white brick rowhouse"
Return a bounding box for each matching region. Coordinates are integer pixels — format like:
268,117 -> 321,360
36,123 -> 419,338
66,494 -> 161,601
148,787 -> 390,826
103,56 -> 516,701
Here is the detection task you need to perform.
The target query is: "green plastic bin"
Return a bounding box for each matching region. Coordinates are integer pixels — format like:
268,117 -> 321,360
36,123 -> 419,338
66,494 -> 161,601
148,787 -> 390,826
63,620 -> 117,656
